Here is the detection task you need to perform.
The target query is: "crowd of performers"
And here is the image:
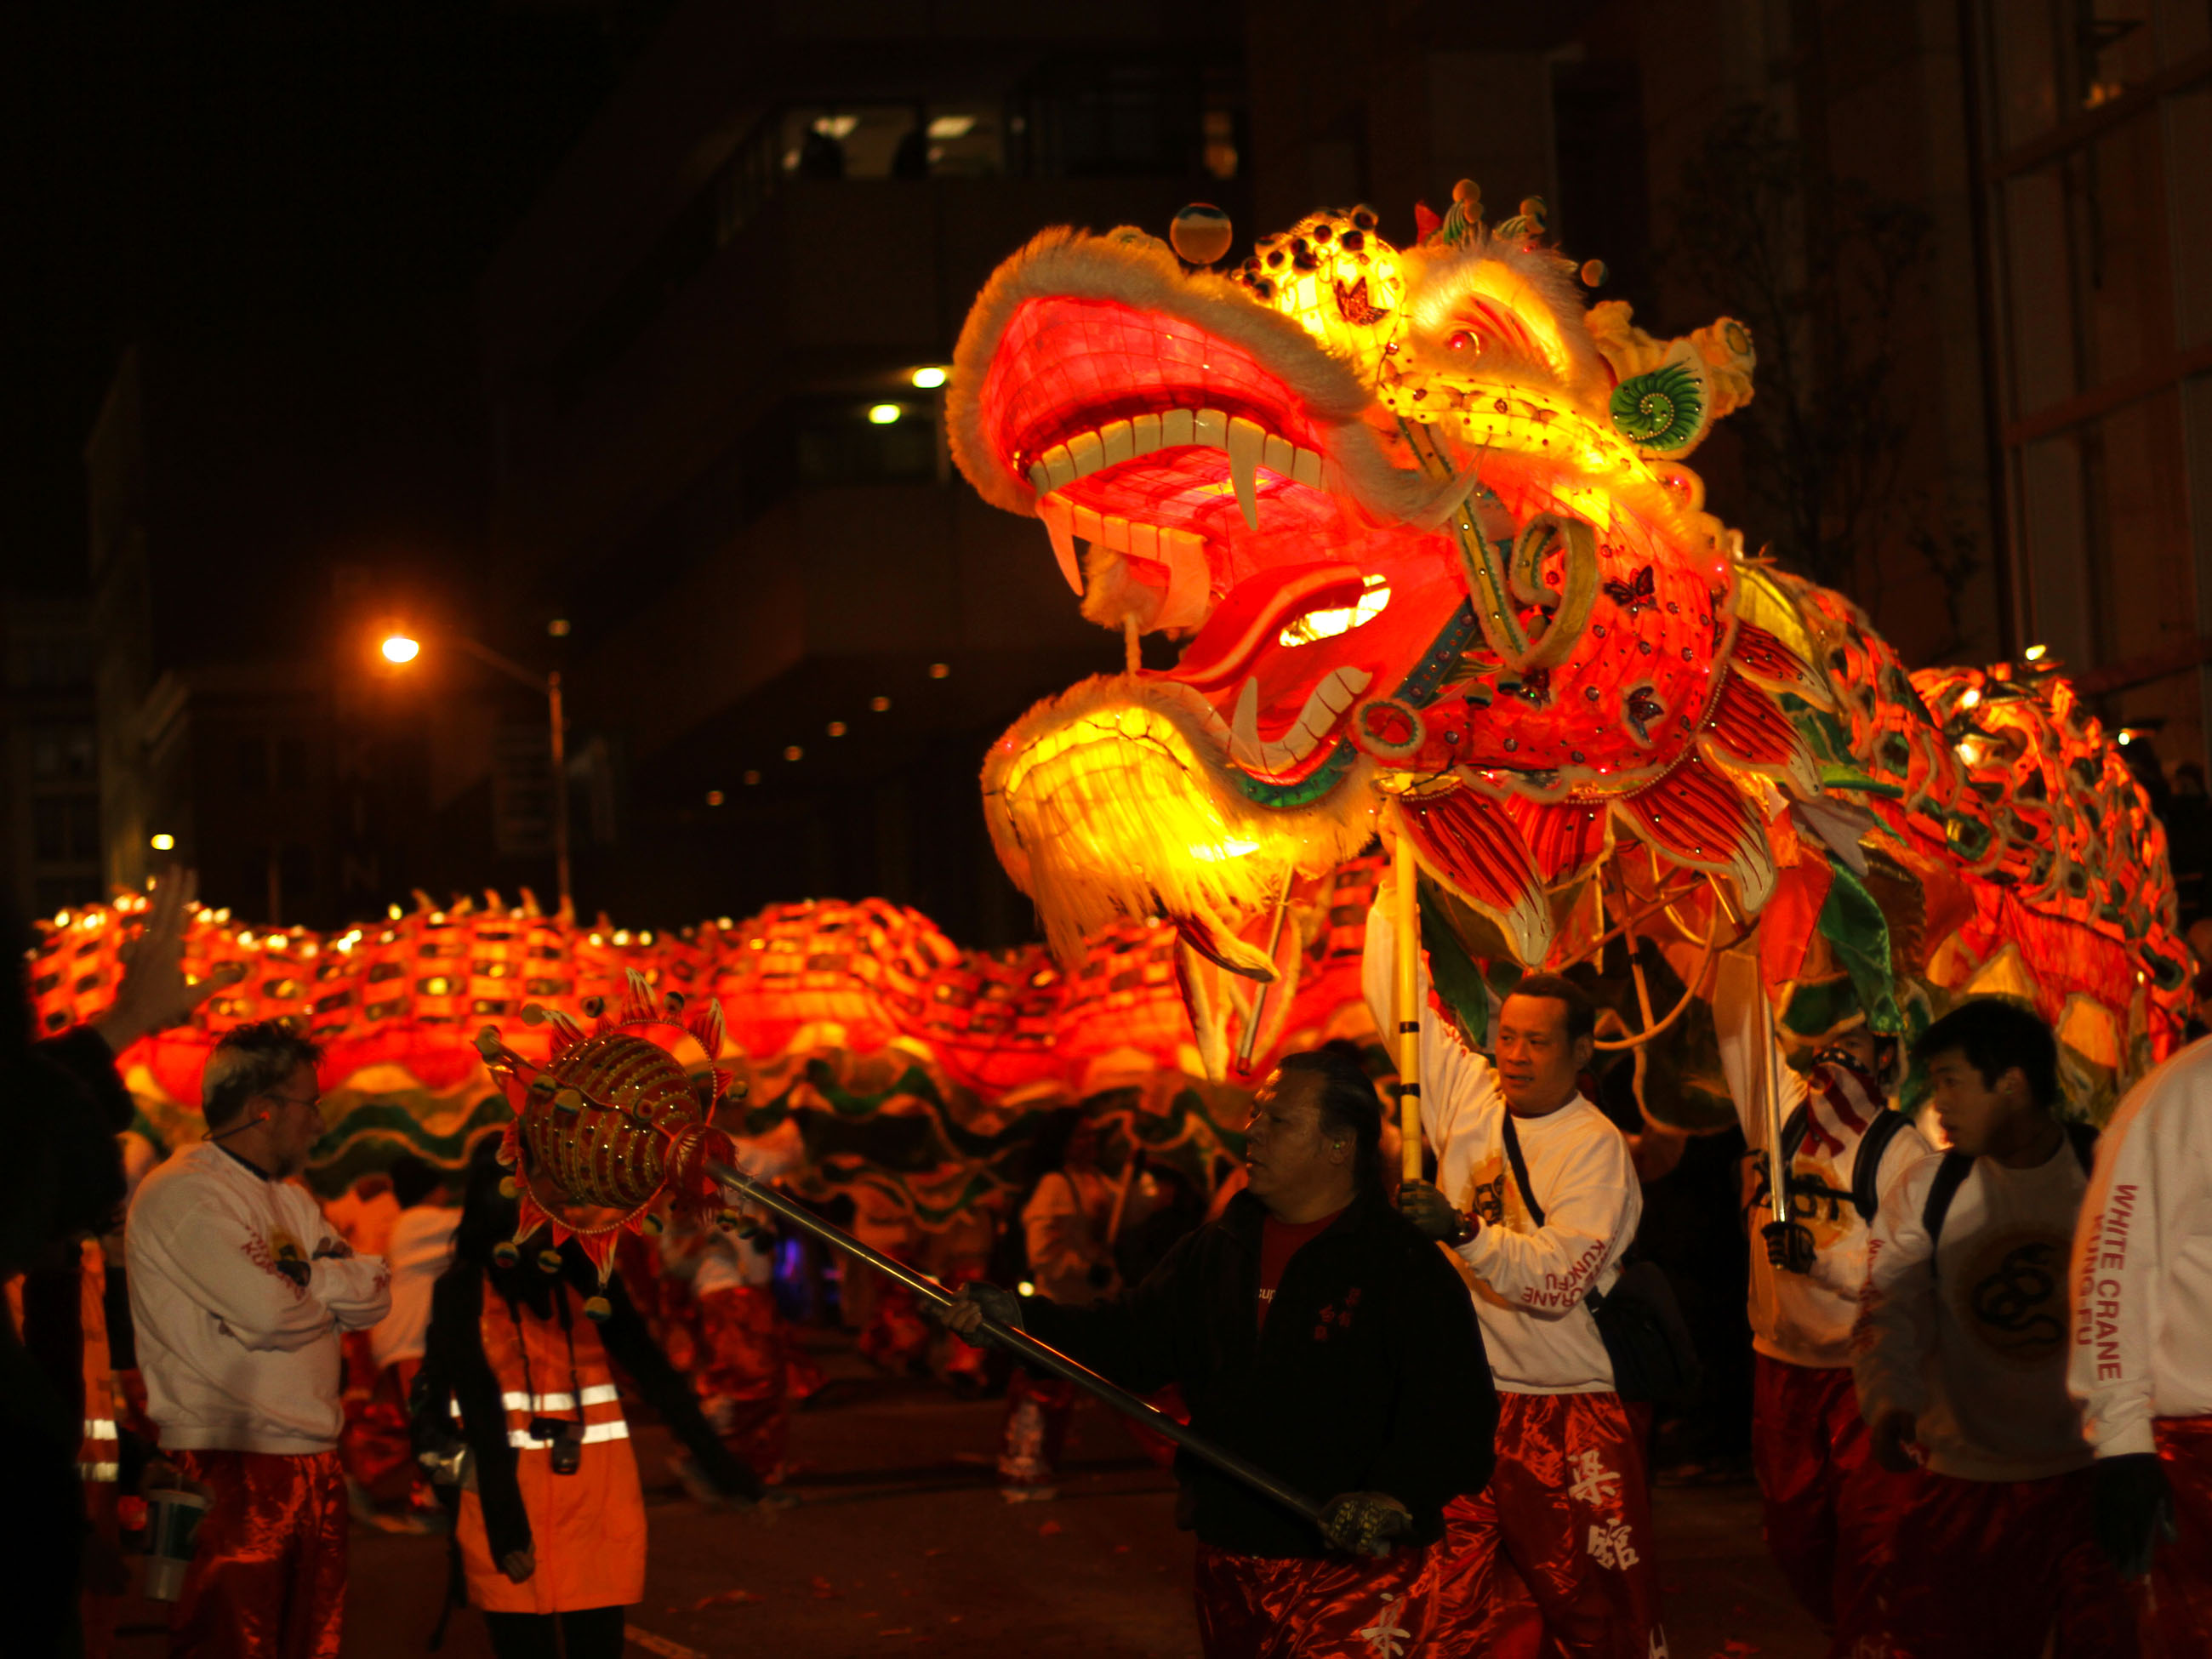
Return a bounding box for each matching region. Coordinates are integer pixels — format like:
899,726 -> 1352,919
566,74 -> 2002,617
3,869 -> 2209,1659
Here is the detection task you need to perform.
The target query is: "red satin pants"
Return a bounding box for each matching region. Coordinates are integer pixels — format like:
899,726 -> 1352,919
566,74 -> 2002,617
1431,1390 -> 1662,1659
695,1286 -> 790,1477
1194,1540 -> 1444,1657
167,1448 -> 348,1659
339,1353 -> 419,1505
1751,1354 -> 1921,1630
1839,1465 -> 2137,1657
2142,1417 -> 2212,1658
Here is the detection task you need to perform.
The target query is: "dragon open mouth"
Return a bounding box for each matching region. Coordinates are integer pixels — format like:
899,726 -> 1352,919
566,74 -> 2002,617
951,207 -> 1800,995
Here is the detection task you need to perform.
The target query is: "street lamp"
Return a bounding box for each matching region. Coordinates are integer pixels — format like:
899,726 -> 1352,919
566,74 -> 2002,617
380,630 -> 571,915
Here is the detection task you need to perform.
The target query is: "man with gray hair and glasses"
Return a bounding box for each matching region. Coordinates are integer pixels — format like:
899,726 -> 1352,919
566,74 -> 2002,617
128,1019 -> 391,1658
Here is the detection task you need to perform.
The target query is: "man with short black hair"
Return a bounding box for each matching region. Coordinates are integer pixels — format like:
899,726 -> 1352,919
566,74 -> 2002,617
1845,996 -> 2135,1656
129,1020 -> 391,1658
1367,891 -> 1661,1658
944,1043 -> 1495,1657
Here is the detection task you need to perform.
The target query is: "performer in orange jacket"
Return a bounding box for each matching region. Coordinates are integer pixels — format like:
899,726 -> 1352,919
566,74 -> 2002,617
413,1152 -> 767,1659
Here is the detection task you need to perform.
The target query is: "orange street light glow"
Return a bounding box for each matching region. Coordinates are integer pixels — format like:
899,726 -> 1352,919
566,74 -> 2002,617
381,635 -> 421,664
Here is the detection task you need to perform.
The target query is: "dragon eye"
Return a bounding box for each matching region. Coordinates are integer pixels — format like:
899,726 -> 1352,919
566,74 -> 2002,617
1446,330 -> 1475,351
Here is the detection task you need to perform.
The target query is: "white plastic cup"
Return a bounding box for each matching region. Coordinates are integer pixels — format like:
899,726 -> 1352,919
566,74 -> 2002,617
143,1488 -> 210,1602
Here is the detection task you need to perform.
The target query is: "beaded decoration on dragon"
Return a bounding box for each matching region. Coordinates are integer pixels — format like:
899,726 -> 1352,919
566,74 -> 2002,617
472,972 -> 740,1316
947,186 -> 2189,1080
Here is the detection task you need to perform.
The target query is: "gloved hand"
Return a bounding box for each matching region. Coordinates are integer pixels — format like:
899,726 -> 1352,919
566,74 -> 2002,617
1870,1409 -> 1921,1475
1396,1178 -> 1464,1244
2093,1452 -> 2175,1579
1319,1491 -> 1414,1559
937,1281 -> 1025,1349
1762,1219 -> 1816,1274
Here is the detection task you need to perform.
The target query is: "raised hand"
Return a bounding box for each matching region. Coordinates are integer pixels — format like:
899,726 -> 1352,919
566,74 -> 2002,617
91,869 -> 246,1052
1762,1219 -> 1816,1274
1395,1177 -> 1463,1243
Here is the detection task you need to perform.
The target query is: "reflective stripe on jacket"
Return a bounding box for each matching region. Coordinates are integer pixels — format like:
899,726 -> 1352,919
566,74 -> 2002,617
454,1285 -> 646,1615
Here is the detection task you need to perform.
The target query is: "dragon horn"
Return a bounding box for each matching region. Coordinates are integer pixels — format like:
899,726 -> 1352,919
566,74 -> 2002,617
687,994 -> 727,1058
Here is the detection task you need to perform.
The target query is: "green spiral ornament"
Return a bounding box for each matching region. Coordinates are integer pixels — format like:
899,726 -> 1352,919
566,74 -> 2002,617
1610,362 -> 1706,452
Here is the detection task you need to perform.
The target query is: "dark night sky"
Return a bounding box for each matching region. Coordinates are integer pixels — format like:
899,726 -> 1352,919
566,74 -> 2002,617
0,2 -> 673,603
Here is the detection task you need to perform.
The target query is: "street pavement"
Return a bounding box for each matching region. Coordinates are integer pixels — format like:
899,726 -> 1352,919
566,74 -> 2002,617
115,1332 -> 1822,1657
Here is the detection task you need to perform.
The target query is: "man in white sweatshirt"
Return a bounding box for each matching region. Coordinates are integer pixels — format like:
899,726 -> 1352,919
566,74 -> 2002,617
1713,954 -> 1930,1637
2069,1034 -> 2212,1654
1366,892 -> 1661,1659
129,1021 -> 391,1659
1847,997 -> 2135,1657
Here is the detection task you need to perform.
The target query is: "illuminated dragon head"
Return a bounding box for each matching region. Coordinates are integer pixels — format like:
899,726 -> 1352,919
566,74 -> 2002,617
951,191 -> 1817,1016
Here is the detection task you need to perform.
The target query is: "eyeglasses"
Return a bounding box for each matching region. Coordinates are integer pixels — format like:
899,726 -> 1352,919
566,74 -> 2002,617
259,1090 -> 323,1114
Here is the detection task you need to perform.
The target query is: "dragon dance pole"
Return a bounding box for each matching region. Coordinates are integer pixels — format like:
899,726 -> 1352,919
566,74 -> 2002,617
1392,825 -> 1423,1182
1764,981 -> 1794,1228
706,1160 -> 1324,1526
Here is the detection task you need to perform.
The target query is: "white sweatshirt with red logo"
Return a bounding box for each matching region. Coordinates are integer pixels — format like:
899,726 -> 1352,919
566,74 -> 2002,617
2069,1037 -> 2212,1458
1713,953 -> 1930,1369
128,1142 -> 391,1455
1853,1139 -> 2092,1481
1717,1053 -> 1930,1369
1365,904 -> 1639,1394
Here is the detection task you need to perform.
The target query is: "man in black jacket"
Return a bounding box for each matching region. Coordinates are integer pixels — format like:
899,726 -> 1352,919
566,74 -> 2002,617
945,1043 -> 1494,1658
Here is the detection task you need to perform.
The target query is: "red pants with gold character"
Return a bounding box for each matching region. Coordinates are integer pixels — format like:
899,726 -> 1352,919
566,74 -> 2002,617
1751,1354 -> 1922,1630
2141,1417 -> 2212,1658
1431,1390 -> 1662,1659
167,1448 -> 348,1659
696,1285 -> 790,1477
1839,1465 -> 2137,1657
1194,1540 -> 1444,1657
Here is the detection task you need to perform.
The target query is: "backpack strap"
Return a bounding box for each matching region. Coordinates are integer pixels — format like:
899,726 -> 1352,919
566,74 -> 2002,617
1500,1109 -> 1544,1229
1500,1109 -> 1620,1312
1919,1151 -> 1973,1276
1850,1109 -> 1913,1223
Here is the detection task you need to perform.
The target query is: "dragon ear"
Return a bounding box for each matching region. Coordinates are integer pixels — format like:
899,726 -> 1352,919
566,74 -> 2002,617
1614,750 -> 1776,913
620,969 -> 655,1024
687,994 -> 727,1058
1700,674 -> 1821,801
1502,795 -> 1612,887
1392,791 -> 1553,966
1609,339 -> 1712,459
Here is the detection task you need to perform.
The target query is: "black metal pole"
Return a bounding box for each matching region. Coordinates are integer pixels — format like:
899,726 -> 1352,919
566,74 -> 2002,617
706,1160 -> 1323,1526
